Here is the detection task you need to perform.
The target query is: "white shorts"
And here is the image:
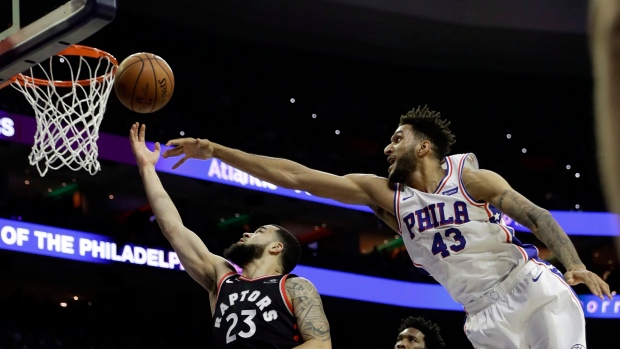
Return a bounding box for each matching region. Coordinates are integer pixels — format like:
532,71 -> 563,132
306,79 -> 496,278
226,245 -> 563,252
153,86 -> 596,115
463,259 -> 586,349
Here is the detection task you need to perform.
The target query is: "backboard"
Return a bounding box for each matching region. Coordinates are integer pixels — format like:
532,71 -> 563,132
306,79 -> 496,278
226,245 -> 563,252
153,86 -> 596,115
0,0 -> 116,84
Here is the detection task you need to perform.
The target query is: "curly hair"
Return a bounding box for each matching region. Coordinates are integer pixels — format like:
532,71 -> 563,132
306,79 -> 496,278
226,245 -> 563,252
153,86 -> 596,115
271,224 -> 301,274
397,316 -> 445,349
399,105 -> 456,160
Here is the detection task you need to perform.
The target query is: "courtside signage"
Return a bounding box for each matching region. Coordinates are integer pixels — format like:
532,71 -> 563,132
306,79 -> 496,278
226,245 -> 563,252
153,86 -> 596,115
0,217 -> 618,318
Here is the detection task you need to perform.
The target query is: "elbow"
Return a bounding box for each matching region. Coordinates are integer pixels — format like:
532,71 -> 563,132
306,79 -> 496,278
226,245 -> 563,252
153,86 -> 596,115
316,340 -> 331,349
526,208 -> 552,238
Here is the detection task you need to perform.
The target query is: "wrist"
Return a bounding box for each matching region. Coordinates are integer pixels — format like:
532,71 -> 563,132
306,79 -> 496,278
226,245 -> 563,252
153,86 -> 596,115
138,164 -> 156,173
211,142 -> 224,158
567,263 -> 586,271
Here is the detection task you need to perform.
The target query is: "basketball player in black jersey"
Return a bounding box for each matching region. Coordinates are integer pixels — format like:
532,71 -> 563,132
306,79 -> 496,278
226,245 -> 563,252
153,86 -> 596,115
129,123 -> 332,349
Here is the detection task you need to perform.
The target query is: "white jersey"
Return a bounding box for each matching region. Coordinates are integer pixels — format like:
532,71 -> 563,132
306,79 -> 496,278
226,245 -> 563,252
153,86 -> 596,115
394,153 -> 539,305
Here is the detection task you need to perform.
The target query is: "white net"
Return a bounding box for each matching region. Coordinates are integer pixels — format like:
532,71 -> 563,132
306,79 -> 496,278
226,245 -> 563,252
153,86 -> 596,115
10,46 -> 117,177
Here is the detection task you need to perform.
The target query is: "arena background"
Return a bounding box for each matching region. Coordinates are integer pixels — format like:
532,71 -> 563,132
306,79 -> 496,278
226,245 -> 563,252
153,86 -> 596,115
1,1 -> 619,347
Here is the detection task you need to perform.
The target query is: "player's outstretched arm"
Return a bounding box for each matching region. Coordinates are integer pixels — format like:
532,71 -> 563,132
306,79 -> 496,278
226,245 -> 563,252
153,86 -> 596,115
285,277 -> 332,349
462,168 -> 615,300
129,124 -> 235,294
162,137 -> 390,208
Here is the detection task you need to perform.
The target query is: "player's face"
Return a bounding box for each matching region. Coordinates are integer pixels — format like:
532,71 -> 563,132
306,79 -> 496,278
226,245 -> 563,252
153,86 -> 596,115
395,327 -> 426,349
223,226 -> 277,268
385,125 -> 418,184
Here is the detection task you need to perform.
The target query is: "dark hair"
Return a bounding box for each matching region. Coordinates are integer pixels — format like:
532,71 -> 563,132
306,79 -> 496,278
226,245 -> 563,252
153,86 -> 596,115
271,224 -> 301,274
398,316 -> 445,349
399,105 -> 456,159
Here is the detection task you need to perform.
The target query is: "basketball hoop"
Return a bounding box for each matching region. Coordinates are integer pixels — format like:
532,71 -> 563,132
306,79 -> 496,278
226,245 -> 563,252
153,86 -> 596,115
9,44 -> 118,177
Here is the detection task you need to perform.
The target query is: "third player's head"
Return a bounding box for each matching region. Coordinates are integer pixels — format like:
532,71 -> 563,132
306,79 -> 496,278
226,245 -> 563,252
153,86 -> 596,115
223,224 -> 301,274
395,316 -> 445,349
384,105 -> 456,184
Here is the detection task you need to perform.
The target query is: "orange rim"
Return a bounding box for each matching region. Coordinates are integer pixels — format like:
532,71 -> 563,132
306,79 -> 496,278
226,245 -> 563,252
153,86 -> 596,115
11,44 -> 119,88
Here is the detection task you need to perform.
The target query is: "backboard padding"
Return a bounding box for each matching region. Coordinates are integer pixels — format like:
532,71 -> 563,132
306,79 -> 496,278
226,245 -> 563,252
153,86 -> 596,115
0,0 -> 116,83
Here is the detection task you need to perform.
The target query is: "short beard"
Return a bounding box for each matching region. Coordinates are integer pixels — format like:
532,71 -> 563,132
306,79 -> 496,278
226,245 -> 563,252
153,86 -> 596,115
388,151 -> 417,184
223,243 -> 266,269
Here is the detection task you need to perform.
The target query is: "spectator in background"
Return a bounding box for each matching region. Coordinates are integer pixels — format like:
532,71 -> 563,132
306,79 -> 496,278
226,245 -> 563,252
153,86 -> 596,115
394,316 -> 445,349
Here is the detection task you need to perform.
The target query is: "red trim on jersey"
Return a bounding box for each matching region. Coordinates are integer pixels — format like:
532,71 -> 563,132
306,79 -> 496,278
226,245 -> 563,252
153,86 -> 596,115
280,274 -> 295,315
482,202 -> 492,218
434,156 -> 453,194
394,184 -> 403,235
498,225 -> 529,261
412,261 -> 429,272
457,155 -> 486,207
216,272 -> 237,297
499,222 -> 514,244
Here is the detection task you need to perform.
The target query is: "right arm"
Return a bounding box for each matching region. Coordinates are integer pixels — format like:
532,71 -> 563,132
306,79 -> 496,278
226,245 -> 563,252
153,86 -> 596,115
162,138 -> 393,209
131,124 -> 235,294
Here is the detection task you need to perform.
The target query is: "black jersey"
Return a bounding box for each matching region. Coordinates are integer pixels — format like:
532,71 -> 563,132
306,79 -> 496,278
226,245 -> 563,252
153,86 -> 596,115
213,272 -> 302,349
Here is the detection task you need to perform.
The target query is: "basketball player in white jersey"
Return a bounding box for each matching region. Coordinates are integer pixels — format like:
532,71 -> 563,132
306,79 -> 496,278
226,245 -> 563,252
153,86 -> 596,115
162,106 -> 614,348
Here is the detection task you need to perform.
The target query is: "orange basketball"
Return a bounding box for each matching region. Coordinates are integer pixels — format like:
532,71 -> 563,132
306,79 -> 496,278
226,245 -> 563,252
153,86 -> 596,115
114,52 -> 174,113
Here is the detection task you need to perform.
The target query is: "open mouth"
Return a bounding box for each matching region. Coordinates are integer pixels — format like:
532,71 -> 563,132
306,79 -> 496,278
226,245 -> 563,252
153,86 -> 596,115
387,157 -> 395,172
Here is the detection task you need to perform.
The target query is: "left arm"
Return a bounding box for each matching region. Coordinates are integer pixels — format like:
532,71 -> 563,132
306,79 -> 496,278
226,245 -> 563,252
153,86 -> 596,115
286,277 -> 332,349
462,168 -> 614,300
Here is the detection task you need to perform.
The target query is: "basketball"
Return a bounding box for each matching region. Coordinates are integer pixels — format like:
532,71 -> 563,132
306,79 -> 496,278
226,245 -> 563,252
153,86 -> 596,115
114,52 -> 174,113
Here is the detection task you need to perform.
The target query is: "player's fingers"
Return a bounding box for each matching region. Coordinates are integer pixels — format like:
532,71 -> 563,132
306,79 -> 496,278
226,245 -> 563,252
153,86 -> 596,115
165,138 -> 187,147
139,124 -> 146,141
162,145 -> 183,158
564,271 -> 576,285
129,123 -> 137,140
581,273 -> 604,299
172,156 -> 189,170
597,277 -> 614,299
154,142 -> 161,156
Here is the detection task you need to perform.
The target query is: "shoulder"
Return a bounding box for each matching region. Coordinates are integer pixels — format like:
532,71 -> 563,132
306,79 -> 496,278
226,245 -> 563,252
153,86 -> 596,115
447,152 -> 479,171
284,276 -> 321,298
284,276 -> 316,289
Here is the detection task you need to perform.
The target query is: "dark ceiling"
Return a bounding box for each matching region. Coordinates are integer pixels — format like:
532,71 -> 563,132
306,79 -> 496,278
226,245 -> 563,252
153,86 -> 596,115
0,0 -> 606,235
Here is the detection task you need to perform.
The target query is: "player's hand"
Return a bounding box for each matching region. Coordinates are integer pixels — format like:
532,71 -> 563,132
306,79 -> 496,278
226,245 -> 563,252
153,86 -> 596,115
129,123 -> 161,168
564,267 -> 615,300
162,137 -> 214,169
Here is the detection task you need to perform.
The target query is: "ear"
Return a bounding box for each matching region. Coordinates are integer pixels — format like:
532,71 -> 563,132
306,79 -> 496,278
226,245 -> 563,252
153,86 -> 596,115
417,140 -> 432,157
269,242 -> 284,255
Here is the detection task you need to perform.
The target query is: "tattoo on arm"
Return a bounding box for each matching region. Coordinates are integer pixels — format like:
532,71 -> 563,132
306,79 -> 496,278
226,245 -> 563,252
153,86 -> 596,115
496,189 -> 583,269
286,278 -> 331,342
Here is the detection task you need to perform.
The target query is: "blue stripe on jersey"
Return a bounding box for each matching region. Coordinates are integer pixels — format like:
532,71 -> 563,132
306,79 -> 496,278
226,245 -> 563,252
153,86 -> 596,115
457,154 -> 485,205
511,235 -> 539,260
488,204 -> 539,260
433,156 -> 451,194
413,264 -> 431,276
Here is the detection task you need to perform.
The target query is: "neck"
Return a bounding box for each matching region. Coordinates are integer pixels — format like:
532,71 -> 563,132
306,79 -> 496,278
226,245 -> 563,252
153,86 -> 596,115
240,258 -> 281,279
408,158 -> 445,193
